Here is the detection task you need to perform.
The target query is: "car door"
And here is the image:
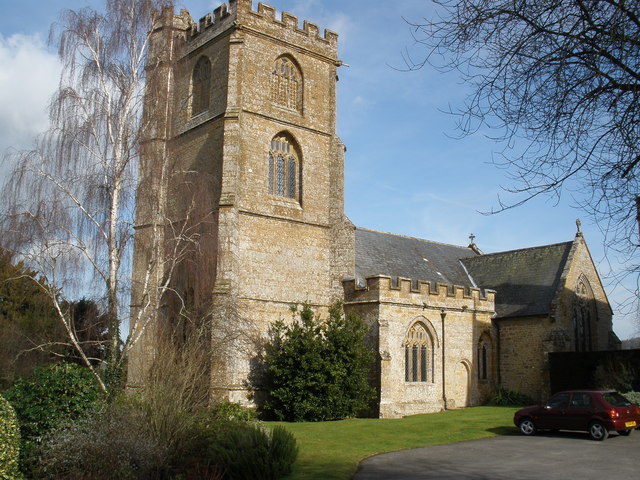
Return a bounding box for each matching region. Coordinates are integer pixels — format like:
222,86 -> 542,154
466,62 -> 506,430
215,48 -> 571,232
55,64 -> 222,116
563,392 -> 593,431
538,392 -> 571,430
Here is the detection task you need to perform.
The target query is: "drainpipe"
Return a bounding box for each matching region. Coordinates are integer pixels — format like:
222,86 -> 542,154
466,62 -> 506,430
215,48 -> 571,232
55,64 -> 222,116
441,310 -> 447,410
492,315 -> 501,386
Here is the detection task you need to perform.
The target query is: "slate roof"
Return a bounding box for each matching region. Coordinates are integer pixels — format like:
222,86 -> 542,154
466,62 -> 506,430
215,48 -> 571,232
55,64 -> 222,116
461,242 -> 573,318
355,228 -> 479,289
354,227 -> 574,319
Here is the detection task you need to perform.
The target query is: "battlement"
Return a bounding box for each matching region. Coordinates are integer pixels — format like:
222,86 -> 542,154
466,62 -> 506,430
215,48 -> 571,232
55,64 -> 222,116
185,2 -> 233,39
343,275 -> 496,312
183,0 -> 337,54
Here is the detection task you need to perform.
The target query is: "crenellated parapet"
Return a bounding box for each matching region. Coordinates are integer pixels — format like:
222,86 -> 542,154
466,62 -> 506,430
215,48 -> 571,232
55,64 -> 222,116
249,1 -> 338,48
343,275 -> 496,313
180,0 -> 337,57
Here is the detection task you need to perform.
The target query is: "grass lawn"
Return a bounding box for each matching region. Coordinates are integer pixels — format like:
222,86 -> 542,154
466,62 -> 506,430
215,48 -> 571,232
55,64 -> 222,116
276,406 -> 519,480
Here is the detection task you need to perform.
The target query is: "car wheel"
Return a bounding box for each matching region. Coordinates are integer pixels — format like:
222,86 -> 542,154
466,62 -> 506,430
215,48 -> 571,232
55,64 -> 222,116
519,418 -> 536,436
589,421 -> 609,441
617,429 -> 632,436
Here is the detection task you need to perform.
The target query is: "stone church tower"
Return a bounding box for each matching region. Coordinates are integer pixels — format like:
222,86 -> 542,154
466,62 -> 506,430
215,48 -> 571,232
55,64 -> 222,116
128,0 -> 353,403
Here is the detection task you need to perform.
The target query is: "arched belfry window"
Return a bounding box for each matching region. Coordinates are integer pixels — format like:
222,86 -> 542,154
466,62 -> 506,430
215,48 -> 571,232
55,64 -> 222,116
271,55 -> 302,112
268,134 -> 300,200
404,322 -> 433,383
191,56 -> 211,116
573,275 -> 597,352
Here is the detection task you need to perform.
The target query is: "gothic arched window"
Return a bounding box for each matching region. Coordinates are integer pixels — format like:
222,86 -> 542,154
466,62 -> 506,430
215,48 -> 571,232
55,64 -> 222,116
268,134 -> 300,200
573,276 -> 597,352
404,322 -> 433,383
271,55 -> 302,112
192,56 -> 211,116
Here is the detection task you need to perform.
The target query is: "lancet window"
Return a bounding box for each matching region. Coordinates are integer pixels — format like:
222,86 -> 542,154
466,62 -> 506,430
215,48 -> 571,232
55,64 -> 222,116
404,322 -> 433,383
477,335 -> 492,381
191,55 -> 211,116
271,56 -> 302,112
268,134 -> 299,200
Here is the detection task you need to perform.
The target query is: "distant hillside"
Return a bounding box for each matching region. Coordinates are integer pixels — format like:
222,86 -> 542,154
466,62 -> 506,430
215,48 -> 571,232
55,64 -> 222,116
621,337 -> 640,349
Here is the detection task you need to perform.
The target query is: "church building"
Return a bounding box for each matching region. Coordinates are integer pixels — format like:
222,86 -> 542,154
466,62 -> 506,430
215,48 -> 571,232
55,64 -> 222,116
128,0 -> 619,418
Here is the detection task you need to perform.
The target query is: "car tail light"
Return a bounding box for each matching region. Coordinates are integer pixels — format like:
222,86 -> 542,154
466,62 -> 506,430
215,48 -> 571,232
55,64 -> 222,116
609,409 -> 620,419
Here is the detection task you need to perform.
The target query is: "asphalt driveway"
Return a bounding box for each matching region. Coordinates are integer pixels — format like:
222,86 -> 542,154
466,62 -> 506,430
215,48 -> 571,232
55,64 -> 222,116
352,430 -> 639,479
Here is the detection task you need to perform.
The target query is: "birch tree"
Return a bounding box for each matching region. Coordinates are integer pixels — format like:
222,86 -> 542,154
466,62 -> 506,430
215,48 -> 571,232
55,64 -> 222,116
0,0 -> 194,391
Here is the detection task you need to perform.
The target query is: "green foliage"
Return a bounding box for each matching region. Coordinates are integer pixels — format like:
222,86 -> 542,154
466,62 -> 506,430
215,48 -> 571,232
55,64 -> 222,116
622,391 -> 640,405
592,357 -> 636,392
0,248 -> 65,390
4,362 -> 104,442
30,326 -> 223,479
0,394 -> 23,480
210,423 -> 298,480
262,302 -> 375,421
209,401 -> 257,423
488,387 -> 534,407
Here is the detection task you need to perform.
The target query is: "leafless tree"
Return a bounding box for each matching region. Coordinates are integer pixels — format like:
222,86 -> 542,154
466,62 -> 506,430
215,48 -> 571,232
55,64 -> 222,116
408,1 -> 640,289
0,0 -> 203,391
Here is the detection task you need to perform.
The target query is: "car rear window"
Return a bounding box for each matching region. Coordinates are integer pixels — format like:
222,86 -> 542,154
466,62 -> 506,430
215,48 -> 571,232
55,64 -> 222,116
602,392 -> 632,407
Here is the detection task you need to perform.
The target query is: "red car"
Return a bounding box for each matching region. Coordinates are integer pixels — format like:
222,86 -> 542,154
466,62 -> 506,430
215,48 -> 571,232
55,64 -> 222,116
514,390 -> 640,440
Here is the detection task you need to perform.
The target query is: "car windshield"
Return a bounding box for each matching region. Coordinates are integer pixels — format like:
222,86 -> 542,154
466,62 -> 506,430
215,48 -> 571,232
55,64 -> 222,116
602,392 -> 632,407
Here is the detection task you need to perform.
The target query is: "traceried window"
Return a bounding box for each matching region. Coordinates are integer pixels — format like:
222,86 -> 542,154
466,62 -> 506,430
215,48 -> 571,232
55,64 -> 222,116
573,276 -> 596,352
268,134 -> 300,200
191,56 -> 211,116
404,322 -> 433,383
271,56 -> 302,112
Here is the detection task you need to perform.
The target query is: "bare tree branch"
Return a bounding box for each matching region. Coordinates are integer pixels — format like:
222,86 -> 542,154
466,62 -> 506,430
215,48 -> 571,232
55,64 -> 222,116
409,0 -> 640,294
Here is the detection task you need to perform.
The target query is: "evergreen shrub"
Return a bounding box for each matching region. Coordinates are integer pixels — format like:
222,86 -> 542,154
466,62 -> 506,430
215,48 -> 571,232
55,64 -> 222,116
4,362 -> 104,441
0,394 -> 23,480
4,362 -> 104,475
210,423 -> 298,480
262,302 -> 375,421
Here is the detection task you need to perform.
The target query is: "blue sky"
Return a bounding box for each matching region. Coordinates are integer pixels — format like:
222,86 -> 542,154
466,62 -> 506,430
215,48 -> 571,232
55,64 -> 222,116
0,0 -> 637,339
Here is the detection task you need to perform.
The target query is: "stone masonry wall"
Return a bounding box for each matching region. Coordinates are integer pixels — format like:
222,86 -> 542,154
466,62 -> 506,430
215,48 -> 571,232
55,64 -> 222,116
344,276 -> 496,418
497,315 -> 552,401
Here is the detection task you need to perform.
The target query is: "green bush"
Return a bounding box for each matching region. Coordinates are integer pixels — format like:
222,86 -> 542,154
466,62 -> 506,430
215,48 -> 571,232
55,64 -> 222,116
262,302 -> 375,421
3,362 -> 104,475
0,394 -> 23,480
210,423 -> 298,480
36,403 -> 168,480
488,387 -> 534,406
623,391 -> 640,405
4,362 -> 104,441
209,401 -> 257,423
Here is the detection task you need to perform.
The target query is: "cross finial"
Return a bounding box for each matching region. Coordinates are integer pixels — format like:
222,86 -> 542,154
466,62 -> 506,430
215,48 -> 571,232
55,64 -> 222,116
576,218 -> 582,235
469,233 -> 476,244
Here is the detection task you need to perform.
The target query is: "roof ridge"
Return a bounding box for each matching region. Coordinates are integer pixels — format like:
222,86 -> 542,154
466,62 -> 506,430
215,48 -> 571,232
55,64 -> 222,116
356,226 -> 475,251
470,240 -> 573,258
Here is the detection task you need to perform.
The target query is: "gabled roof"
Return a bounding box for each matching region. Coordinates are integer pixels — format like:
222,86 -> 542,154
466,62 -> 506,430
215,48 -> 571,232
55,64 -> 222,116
355,228 -> 479,288
354,227 -> 575,319
461,242 -> 573,318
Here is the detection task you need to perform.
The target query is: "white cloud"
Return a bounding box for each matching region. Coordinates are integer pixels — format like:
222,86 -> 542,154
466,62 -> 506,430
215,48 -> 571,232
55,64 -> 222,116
0,34 -> 60,155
